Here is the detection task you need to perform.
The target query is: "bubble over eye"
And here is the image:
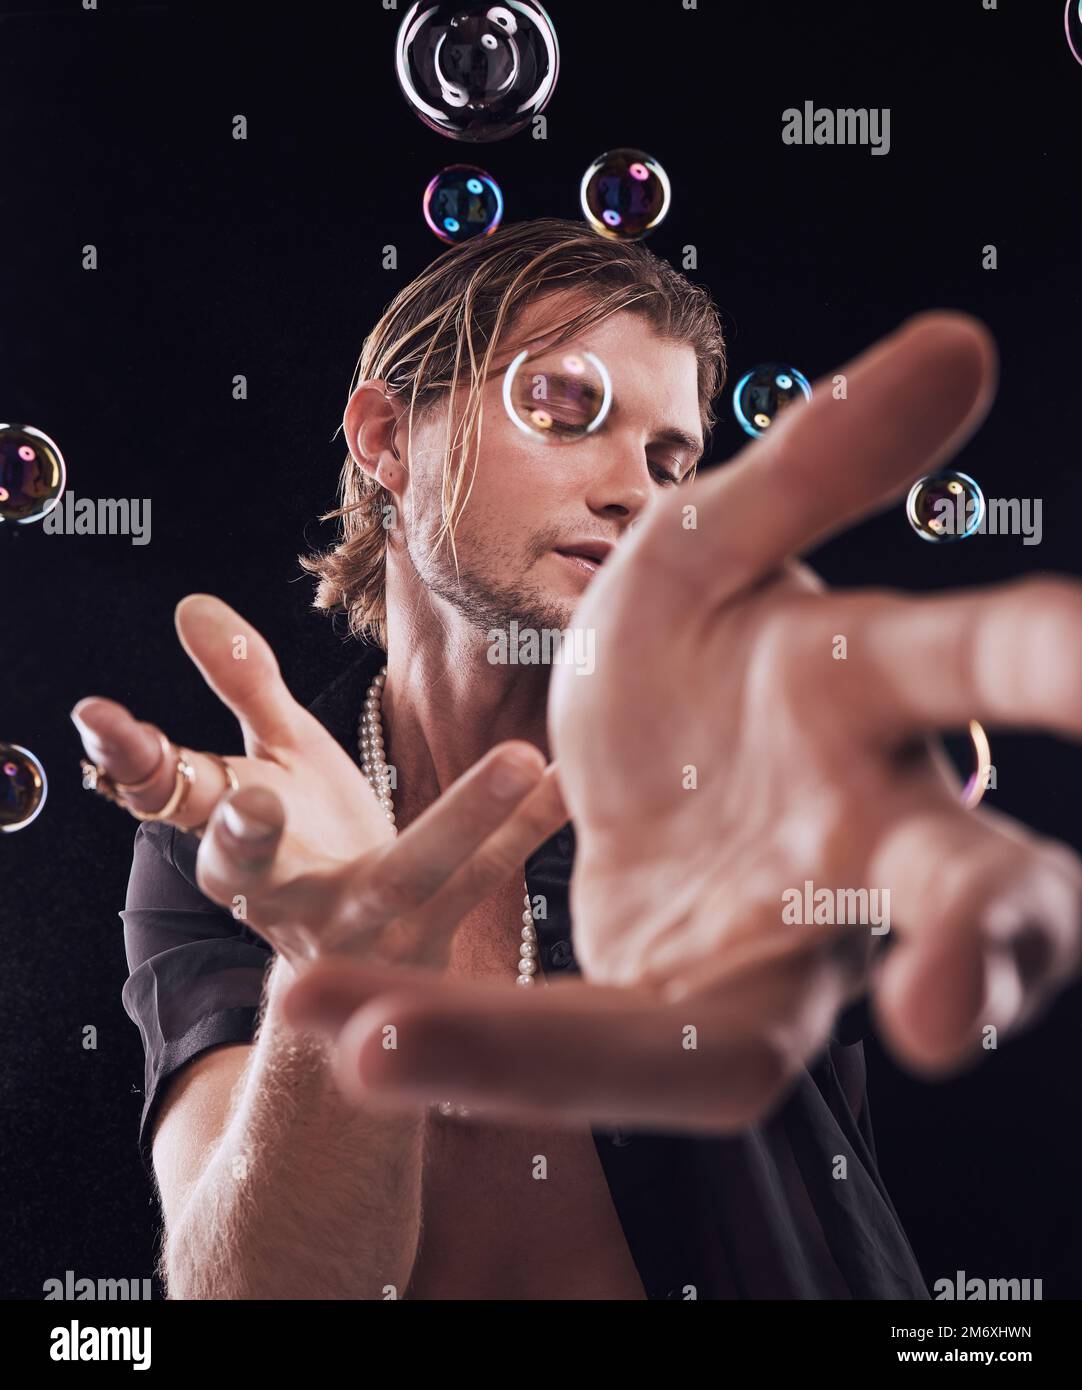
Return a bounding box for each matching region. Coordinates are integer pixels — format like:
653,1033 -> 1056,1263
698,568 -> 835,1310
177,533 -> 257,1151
1067,0 -> 1082,66
502,344 -> 613,443
906,470 -> 985,542
0,744 -> 47,832
423,164 -> 504,243
395,0 -> 560,142
580,148 -> 672,241
0,423 -> 67,524
732,365 -> 812,437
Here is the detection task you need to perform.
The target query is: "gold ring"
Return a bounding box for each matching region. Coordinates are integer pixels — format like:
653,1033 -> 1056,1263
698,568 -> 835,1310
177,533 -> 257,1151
191,754 -> 240,840
81,730 -> 174,807
115,731 -> 172,795
129,746 -> 197,823
962,719 -> 992,810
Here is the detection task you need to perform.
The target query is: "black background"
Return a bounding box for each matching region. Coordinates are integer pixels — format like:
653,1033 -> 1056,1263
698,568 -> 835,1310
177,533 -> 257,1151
1,0 -> 1080,1300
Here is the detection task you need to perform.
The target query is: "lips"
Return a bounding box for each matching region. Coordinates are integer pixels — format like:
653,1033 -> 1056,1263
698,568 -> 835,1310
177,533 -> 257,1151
553,539 -> 614,566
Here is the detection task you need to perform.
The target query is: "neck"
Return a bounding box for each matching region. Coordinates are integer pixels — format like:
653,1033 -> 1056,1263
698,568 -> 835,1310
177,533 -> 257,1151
378,602 -> 551,831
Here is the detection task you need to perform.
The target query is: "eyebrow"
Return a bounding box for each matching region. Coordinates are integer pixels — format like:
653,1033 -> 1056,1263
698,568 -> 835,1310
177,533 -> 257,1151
603,396 -> 704,464
652,426 -> 705,464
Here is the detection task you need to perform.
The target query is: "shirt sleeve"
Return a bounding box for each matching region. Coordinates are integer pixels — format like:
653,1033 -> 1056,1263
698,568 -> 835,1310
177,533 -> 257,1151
119,819 -> 274,1176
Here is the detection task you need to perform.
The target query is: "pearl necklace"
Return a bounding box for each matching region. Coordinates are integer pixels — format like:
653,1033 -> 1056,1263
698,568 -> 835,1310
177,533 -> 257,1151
357,665 -> 540,1119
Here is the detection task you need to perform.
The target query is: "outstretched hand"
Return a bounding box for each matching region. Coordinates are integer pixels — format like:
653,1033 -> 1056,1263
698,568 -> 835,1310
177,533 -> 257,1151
74,596 -> 569,969
283,313 -> 1082,1130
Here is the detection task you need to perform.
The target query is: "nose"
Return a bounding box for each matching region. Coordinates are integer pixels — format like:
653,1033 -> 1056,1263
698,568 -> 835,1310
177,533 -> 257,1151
581,437 -> 654,524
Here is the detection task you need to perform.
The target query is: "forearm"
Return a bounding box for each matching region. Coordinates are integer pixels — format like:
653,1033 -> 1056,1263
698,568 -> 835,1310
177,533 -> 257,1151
164,953 -> 425,1300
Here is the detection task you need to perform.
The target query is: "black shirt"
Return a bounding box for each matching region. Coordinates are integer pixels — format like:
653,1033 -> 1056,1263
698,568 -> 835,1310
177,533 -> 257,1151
119,643 -> 930,1300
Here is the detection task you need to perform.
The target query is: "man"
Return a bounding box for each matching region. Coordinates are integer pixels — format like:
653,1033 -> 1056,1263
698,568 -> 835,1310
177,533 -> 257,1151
74,218 -> 1082,1299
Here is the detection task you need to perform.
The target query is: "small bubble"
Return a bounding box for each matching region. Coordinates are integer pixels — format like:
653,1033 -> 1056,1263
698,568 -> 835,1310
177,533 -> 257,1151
423,164 -> 504,243
0,423 -> 66,523
733,365 -> 812,437
580,148 -> 671,241
0,744 -> 48,832
906,470 -> 985,542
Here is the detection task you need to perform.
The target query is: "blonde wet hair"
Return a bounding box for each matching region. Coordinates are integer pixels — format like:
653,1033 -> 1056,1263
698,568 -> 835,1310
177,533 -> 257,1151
298,217 -> 727,647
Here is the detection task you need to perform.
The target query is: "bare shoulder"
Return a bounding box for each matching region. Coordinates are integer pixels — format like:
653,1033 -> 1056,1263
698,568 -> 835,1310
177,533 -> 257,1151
151,1045 -> 253,1232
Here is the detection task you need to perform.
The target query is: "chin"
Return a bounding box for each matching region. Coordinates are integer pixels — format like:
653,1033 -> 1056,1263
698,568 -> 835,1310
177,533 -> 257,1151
510,591 -> 578,633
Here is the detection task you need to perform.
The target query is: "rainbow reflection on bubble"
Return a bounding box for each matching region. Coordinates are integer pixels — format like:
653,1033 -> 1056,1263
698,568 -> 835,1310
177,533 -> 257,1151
0,423 -> 67,523
503,344 -> 613,443
733,365 -> 812,437
906,470 -> 985,542
580,149 -> 671,242
0,743 -> 48,832
395,0 -> 560,142
423,164 -> 504,243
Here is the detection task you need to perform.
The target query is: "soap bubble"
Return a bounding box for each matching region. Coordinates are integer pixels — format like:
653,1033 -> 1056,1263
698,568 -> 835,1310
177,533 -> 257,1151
906,470 -> 985,542
0,423 -> 66,524
580,148 -> 671,241
733,365 -> 812,437
503,344 -> 612,443
395,1 -> 560,142
1067,0 -> 1082,66
0,744 -> 48,832
423,164 -> 504,243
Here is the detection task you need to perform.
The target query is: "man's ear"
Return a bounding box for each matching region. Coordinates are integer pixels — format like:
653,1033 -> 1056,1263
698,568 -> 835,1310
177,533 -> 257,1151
343,380 -> 408,500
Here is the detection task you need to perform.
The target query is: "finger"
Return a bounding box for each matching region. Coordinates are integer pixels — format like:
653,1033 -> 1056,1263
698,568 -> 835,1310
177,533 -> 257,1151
419,763 -> 570,931
174,594 -> 323,756
287,946 -> 853,1134
620,313 -> 997,624
282,958 -> 439,1034
349,742 -> 552,915
648,905 -> 875,1011
72,696 -> 241,832
868,803 -> 1082,1076
800,576 -> 1082,745
72,698 -> 166,786
195,784 -> 287,907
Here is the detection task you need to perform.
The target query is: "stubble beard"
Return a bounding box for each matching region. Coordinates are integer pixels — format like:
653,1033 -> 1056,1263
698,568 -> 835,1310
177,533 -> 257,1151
406,523 -> 575,638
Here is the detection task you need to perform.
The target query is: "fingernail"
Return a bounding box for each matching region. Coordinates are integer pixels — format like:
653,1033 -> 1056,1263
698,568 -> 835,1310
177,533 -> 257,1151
70,706 -> 98,737
490,754 -> 538,798
222,801 -> 275,842
71,713 -> 115,757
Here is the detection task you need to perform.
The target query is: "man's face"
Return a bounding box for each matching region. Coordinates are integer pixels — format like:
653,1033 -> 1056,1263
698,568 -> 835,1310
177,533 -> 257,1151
400,290 -> 704,634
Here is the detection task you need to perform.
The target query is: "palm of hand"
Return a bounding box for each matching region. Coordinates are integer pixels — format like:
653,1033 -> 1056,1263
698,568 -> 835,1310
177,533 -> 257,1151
551,555 -> 938,991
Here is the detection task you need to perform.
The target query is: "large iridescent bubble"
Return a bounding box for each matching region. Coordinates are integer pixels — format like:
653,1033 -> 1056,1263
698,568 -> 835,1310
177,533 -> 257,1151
423,164 -> 504,243
906,470 -> 985,542
503,344 -> 613,443
1067,1 -> 1082,66
396,1 -> 559,142
0,423 -> 66,523
0,744 -> 48,832
580,149 -> 671,242
733,365 -> 812,437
